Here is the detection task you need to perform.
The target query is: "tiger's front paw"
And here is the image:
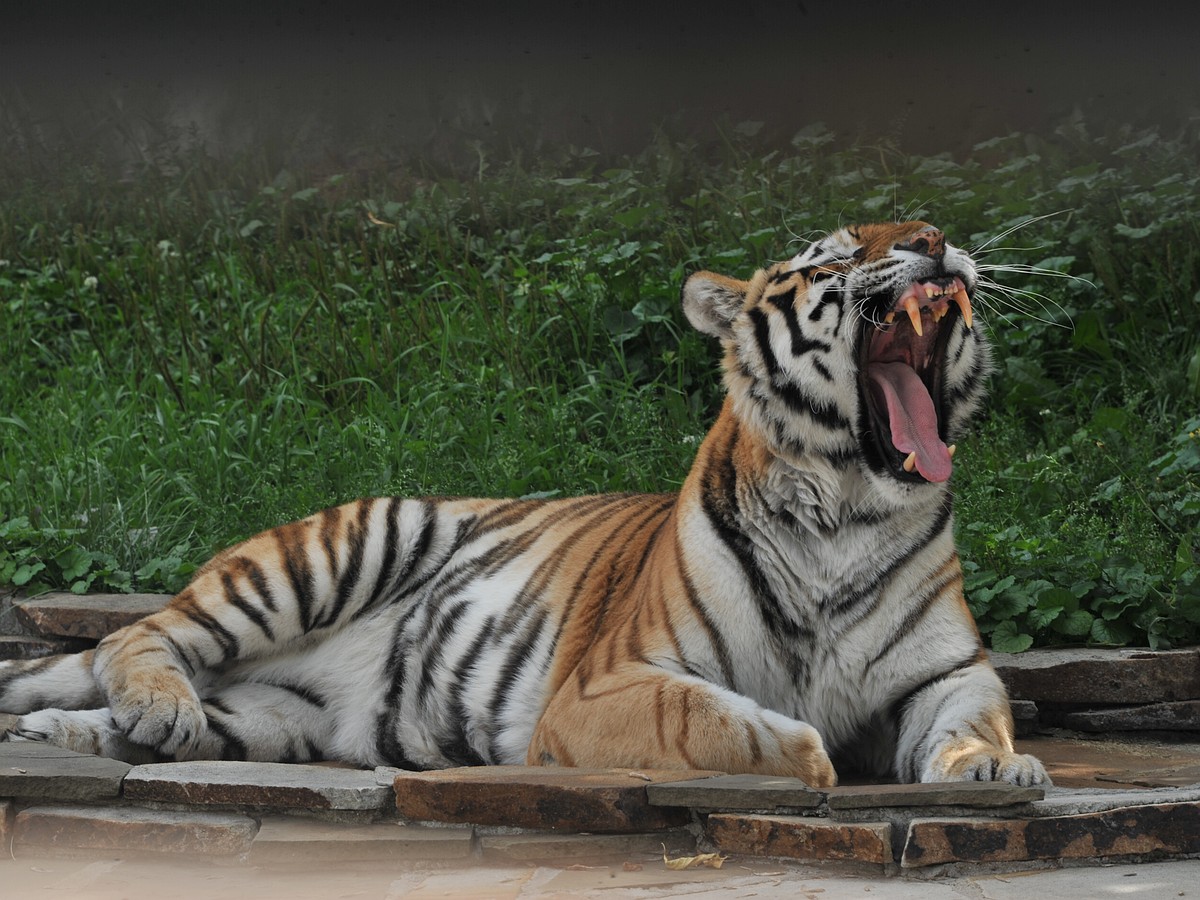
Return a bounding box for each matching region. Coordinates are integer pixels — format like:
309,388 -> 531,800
761,710 -> 838,788
102,669 -> 206,755
924,742 -> 1049,787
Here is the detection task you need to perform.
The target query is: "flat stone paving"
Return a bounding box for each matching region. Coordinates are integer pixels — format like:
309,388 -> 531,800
124,760 -> 393,812
0,742 -> 132,801
393,764 -> 720,833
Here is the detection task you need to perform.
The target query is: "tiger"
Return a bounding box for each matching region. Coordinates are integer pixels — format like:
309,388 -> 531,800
0,221 -> 1047,787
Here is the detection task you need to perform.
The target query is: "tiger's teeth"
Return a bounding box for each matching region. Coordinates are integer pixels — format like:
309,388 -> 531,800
952,288 -> 974,329
925,285 -> 935,299
884,311 -> 896,325
902,296 -> 923,336
902,451 -> 917,473
947,444 -> 957,458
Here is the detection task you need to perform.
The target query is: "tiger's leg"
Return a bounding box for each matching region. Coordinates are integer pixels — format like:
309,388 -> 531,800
528,664 -> 837,787
5,683 -> 334,764
896,661 -> 1048,786
84,498 -> 450,756
0,651 -> 102,713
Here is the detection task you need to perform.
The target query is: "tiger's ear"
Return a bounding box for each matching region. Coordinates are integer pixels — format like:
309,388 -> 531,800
681,271 -> 749,339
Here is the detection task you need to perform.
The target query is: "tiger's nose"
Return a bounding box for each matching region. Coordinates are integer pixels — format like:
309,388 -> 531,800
894,226 -> 945,259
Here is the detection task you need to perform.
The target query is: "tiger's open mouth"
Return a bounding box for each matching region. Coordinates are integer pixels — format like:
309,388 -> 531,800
859,277 -> 973,483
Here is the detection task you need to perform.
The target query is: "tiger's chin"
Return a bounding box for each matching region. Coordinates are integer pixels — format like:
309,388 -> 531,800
858,276 -> 977,492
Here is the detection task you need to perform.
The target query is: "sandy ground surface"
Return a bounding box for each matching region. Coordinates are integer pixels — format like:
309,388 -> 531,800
2,854 -> 1198,899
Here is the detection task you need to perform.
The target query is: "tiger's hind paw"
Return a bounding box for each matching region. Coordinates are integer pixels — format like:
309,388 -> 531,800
5,708 -> 161,764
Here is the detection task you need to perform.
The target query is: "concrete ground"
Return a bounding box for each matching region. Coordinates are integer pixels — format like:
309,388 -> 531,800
3,854 -> 1198,899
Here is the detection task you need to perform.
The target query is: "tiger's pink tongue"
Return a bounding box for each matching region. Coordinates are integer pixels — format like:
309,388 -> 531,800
867,361 -> 952,483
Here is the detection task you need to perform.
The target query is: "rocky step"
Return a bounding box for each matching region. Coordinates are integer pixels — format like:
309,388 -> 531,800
13,592 -> 169,641
0,633 -> 93,661
990,647 -> 1200,705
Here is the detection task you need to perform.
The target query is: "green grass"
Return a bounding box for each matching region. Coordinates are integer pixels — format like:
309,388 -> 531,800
1,119 -> 1198,650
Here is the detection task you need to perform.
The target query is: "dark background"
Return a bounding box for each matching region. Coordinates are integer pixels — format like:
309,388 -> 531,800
4,1 -> 1198,167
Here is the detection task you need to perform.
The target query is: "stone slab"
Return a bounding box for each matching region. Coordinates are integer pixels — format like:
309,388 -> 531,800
1011,699 -> 1039,736
480,829 -> 692,862
393,765 -> 720,833
123,760 -> 392,811
0,633 -> 92,660
826,781 -> 1043,809
13,804 -> 258,856
990,647 -> 1200,705
248,817 -> 474,862
646,773 -> 821,810
1032,785 -> 1200,816
0,741 -> 132,801
707,813 -> 892,864
901,801 -> 1200,867
15,592 -> 170,640
1062,700 -> 1200,732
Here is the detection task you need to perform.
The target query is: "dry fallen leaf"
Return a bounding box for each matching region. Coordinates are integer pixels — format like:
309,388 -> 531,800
622,862 -> 644,872
365,211 -> 395,227
627,771 -> 652,781
661,843 -> 727,870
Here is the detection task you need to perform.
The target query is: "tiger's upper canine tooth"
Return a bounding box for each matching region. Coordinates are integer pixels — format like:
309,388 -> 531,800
952,288 -> 974,329
902,295 -> 924,336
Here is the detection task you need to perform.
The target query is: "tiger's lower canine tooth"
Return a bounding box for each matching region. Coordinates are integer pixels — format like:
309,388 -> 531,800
903,451 -> 918,472
947,444 -> 957,458
952,288 -> 974,329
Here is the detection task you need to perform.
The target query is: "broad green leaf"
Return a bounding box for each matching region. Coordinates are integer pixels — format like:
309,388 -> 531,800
990,620 -> 1034,654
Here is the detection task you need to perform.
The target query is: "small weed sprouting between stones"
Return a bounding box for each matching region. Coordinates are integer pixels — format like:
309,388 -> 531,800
1,119 -> 1198,650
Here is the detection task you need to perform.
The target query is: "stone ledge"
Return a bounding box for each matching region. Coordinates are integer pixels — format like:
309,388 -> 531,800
248,817 -> 475,863
1062,700 -> 1200,733
0,742 -> 132,801
123,760 -> 393,815
13,804 -> 259,857
707,813 -> 892,864
901,800 -> 1200,868
826,781 -> 1044,810
0,634 -> 92,660
14,592 -> 169,640
1032,785 -> 1200,816
393,765 -> 718,833
991,648 -> 1200,705
646,773 -> 820,810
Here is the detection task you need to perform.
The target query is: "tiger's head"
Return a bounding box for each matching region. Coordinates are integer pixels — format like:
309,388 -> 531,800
682,222 -> 989,504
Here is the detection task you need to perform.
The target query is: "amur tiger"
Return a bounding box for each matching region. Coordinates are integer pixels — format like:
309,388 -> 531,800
0,221 -> 1047,787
